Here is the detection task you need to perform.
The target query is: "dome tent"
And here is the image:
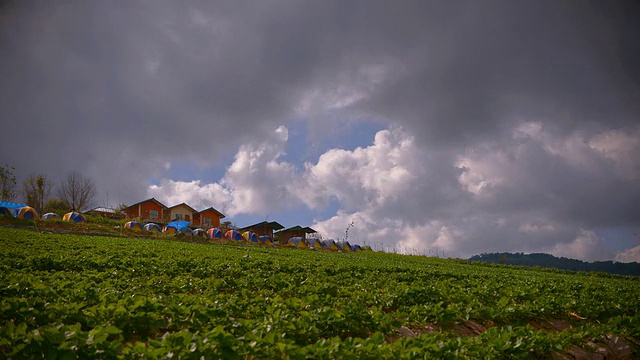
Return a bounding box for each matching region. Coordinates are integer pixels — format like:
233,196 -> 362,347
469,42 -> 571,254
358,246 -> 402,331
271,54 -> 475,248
163,221 -> 191,235
41,212 -> 60,220
0,201 -> 27,212
206,228 -> 223,239
192,228 -> 207,238
321,239 -> 339,250
14,206 -> 40,220
259,235 -> 273,245
305,238 -> 322,249
0,207 -> 13,217
242,231 -> 260,243
143,223 -> 162,232
124,221 -> 143,229
287,237 -> 308,249
63,212 -> 86,223
224,229 -> 245,241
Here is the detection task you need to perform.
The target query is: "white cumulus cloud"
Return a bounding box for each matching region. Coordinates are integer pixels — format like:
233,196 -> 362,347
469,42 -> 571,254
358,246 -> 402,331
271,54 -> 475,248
547,230 -> 613,263
148,123 -> 640,262
148,180 -> 232,213
615,245 -> 640,263
148,125 -> 297,216
298,127 -> 419,210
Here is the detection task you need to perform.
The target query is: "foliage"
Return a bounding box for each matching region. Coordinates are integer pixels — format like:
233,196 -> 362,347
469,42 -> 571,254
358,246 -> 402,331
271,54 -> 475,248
221,220 -> 235,231
44,198 -> 70,215
470,252 -> 640,277
22,173 -> 54,214
0,164 -> 17,201
83,214 -> 125,227
113,203 -> 128,217
57,171 -> 97,212
1,227 -> 638,359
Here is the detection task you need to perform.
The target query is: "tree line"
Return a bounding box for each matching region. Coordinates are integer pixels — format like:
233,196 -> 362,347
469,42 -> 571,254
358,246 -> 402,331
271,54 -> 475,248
1,164 -> 97,215
469,252 -> 640,277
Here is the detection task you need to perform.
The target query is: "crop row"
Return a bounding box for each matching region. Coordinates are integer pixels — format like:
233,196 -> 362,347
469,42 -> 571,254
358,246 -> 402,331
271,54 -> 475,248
1,227 -> 639,358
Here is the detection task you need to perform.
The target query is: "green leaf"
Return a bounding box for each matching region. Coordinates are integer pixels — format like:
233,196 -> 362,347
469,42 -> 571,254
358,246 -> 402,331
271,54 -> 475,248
103,326 -> 122,335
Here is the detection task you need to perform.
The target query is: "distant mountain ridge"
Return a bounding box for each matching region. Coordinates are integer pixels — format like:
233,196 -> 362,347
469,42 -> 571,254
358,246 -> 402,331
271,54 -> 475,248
469,252 -> 640,277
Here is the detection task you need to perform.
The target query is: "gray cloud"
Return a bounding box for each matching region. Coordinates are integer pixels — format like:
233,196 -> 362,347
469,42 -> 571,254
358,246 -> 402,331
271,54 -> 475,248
148,124 -> 640,260
1,1 -> 639,259
3,1 -> 638,167
357,1 -> 640,144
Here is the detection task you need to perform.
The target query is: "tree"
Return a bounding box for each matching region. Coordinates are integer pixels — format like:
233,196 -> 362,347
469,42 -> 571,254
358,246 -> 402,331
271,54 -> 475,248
45,198 -> 70,214
114,203 -> 128,218
57,171 -> 97,212
23,174 -> 54,214
0,164 -> 17,201
221,220 -> 234,230
343,221 -> 355,242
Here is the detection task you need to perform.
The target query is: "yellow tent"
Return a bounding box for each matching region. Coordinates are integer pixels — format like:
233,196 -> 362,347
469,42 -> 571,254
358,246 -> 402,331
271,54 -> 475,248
321,239 -> 339,250
286,237 -> 308,249
14,206 -> 40,220
63,212 -> 86,223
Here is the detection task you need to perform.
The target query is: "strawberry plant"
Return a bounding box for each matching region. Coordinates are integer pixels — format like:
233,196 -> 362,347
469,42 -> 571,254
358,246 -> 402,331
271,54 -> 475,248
1,227 -> 638,358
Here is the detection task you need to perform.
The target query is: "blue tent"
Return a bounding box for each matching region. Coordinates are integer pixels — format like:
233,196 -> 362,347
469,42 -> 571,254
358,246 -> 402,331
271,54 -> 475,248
342,241 -> 353,252
287,237 -> 308,249
0,202 -> 27,217
14,206 -> 40,220
63,212 -> 86,223
243,231 -> 259,243
259,235 -> 273,244
224,229 -> 245,241
163,220 -> 190,233
192,228 -> 207,238
124,221 -> 143,229
206,228 -> 223,239
42,212 -> 59,220
305,237 -> 322,249
143,223 -> 162,232
0,201 -> 27,209
321,239 -> 338,250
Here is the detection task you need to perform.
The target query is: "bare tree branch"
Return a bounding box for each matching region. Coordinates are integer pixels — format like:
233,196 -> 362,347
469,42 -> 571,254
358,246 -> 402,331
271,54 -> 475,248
23,174 -> 54,214
0,164 -> 17,201
57,171 -> 96,212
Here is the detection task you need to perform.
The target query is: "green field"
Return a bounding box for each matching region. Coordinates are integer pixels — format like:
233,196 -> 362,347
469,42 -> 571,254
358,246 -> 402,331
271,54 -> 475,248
1,227 -> 638,359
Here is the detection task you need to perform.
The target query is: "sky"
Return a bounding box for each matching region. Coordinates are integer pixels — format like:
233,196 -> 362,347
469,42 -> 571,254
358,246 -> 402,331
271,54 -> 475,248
1,1 -> 639,261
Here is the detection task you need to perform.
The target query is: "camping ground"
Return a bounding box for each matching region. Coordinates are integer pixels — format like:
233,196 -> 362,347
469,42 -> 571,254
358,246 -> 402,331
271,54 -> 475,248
1,226 -> 639,359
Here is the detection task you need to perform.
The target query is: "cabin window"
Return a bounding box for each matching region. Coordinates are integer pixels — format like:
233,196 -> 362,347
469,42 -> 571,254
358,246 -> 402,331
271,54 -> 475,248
204,218 -> 211,225
149,210 -> 158,219
175,214 -> 183,220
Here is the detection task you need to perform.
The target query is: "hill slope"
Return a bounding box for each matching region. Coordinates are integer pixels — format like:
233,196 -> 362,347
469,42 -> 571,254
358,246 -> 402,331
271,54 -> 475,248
1,227 -> 639,358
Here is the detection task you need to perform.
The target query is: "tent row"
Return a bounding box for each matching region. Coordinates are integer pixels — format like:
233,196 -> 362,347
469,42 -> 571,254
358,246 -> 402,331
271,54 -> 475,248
0,205 -> 86,223
210,229 -> 274,245
0,202 -> 367,251
286,237 -> 363,252
124,221 -> 163,232
123,220 -> 365,250
123,222 -> 274,244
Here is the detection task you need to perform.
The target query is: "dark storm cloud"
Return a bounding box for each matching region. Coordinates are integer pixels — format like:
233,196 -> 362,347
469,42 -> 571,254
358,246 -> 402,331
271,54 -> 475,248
1,0 -> 639,244
354,1 -> 640,144
0,1 -> 319,202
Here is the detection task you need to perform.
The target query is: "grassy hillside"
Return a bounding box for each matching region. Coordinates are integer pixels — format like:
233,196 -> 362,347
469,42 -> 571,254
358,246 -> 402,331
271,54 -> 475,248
1,227 -> 638,359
